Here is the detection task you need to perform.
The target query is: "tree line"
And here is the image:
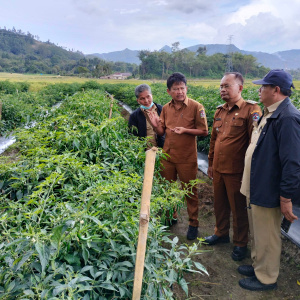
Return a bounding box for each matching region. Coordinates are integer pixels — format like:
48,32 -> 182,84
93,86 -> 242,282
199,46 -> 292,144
138,42 -> 270,79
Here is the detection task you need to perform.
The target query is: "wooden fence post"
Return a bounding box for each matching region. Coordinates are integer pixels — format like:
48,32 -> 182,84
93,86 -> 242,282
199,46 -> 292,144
108,95 -> 114,119
132,147 -> 158,300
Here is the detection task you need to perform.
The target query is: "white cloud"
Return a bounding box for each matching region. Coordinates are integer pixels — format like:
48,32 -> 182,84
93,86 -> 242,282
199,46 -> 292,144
117,9 -> 141,15
0,0 -> 300,54
165,0 -> 214,14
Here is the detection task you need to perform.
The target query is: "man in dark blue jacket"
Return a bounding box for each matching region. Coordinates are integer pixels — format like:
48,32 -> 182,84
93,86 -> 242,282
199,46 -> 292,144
129,84 -> 165,149
239,69 -> 300,291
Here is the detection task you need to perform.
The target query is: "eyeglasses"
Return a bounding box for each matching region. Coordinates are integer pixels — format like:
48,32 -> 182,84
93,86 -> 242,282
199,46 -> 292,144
219,84 -> 240,90
259,84 -> 275,91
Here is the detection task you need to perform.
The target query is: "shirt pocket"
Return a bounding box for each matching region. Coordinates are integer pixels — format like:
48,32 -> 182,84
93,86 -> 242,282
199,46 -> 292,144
230,117 -> 245,134
213,120 -> 223,133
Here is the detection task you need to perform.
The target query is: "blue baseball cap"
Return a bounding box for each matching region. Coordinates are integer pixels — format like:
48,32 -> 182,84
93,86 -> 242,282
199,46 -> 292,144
252,69 -> 295,90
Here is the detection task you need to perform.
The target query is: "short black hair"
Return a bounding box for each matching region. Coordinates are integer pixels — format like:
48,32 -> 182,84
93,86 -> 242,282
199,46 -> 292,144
167,72 -> 187,90
224,72 -> 244,85
279,87 -> 292,97
266,84 -> 292,97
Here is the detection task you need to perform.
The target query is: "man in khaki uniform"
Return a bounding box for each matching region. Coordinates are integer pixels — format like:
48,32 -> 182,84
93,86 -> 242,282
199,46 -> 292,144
204,72 -> 262,261
238,69 -> 300,291
149,72 -> 208,240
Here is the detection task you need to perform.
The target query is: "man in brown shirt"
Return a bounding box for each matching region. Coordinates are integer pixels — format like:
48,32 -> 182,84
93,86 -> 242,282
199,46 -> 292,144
204,72 -> 262,260
149,72 -> 208,240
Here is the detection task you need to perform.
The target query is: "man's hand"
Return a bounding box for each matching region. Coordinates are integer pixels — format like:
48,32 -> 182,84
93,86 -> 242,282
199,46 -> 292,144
171,127 -> 186,134
207,166 -> 213,179
148,111 -> 160,128
280,196 -> 298,222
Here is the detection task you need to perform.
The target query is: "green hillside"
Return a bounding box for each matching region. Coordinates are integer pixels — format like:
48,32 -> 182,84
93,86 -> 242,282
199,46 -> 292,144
0,29 -> 84,74
0,28 -> 138,76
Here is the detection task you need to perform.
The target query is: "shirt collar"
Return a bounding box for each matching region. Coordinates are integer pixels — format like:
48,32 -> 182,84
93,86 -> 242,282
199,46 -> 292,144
170,97 -> 189,106
223,97 -> 244,109
265,99 -> 285,114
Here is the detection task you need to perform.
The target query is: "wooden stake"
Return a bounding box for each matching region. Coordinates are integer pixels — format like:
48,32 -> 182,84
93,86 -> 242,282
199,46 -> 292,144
108,95 -> 114,119
132,147 -> 158,300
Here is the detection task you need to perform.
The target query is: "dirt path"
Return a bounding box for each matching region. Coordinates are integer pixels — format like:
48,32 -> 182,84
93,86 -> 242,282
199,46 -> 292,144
169,173 -> 300,300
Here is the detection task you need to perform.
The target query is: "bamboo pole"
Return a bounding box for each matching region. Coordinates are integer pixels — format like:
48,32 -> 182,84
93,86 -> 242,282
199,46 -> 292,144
132,147 -> 158,300
108,95 -> 114,119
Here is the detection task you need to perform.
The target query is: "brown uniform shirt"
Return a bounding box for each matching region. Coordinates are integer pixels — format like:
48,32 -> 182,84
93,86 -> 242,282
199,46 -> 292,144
208,98 -> 262,174
160,97 -> 208,163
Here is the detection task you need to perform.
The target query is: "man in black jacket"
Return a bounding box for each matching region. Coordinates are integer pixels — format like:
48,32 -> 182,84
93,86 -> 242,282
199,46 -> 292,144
238,69 -> 300,291
129,84 -> 165,149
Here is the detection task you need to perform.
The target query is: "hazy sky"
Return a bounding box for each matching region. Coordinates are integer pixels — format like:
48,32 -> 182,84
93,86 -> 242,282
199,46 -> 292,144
1,0 -> 300,54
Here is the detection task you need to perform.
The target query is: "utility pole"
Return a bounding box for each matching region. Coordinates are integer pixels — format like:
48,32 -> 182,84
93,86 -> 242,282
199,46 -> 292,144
225,35 -> 233,72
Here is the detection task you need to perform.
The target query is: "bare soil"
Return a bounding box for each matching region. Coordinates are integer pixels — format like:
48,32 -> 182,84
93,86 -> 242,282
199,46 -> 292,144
169,172 -> 300,300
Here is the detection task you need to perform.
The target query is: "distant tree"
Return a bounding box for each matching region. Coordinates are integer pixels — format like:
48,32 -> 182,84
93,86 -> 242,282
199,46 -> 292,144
197,46 -> 207,56
171,42 -> 180,53
232,53 -> 257,77
77,66 -> 89,74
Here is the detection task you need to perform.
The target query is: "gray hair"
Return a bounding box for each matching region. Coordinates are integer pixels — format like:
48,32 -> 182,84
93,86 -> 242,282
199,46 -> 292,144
135,84 -> 151,98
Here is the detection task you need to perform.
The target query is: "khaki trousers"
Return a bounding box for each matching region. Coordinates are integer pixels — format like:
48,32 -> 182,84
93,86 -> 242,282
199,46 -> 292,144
247,197 -> 282,284
213,170 -> 249,247
160,160 -> 199,227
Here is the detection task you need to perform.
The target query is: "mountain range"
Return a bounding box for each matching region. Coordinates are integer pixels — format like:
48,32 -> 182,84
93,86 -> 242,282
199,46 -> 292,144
88,44 -> 300,70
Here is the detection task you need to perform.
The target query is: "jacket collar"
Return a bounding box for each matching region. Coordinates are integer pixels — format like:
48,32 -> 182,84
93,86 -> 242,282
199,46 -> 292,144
267,97 -> 290,119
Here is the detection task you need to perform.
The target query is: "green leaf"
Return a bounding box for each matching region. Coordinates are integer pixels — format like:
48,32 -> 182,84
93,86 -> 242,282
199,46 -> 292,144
73,139 -> 80,150
6,280 -> 15,292
168,269 -> 177,284
35,242 -> 50,274
16,190 -> 23,200
80,265 -> 93,273
77,276 -> 93,282
82,246 -> 89,265
114,261 -> 133,268
194,261 -> 208,275
53,284 -> 68,296
23,289 -> 34,296
64,254 -> 81,265
179,277 -> 188,296
41,289 -> 50,299
51,224 -> 68,247
14,250 -> 34,271
119,286 -> 126,298
99,283 -> 117,291
172,236 -> 179,244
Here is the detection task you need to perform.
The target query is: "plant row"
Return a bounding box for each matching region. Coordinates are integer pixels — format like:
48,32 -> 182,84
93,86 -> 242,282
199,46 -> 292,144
2,80 -> 300,151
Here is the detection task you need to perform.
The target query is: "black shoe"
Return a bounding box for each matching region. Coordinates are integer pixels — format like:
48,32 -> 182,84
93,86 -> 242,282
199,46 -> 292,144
203,234 -> 230,245
239,276 -> 277,291
187,225 -> 198,240
232,246 -> 247,261
238,265 -> 255,277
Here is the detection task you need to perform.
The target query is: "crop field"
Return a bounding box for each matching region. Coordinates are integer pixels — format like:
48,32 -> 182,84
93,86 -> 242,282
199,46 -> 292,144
0,84 -> 209,299
1,72 -> 300,90
0,78 -> 300,299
